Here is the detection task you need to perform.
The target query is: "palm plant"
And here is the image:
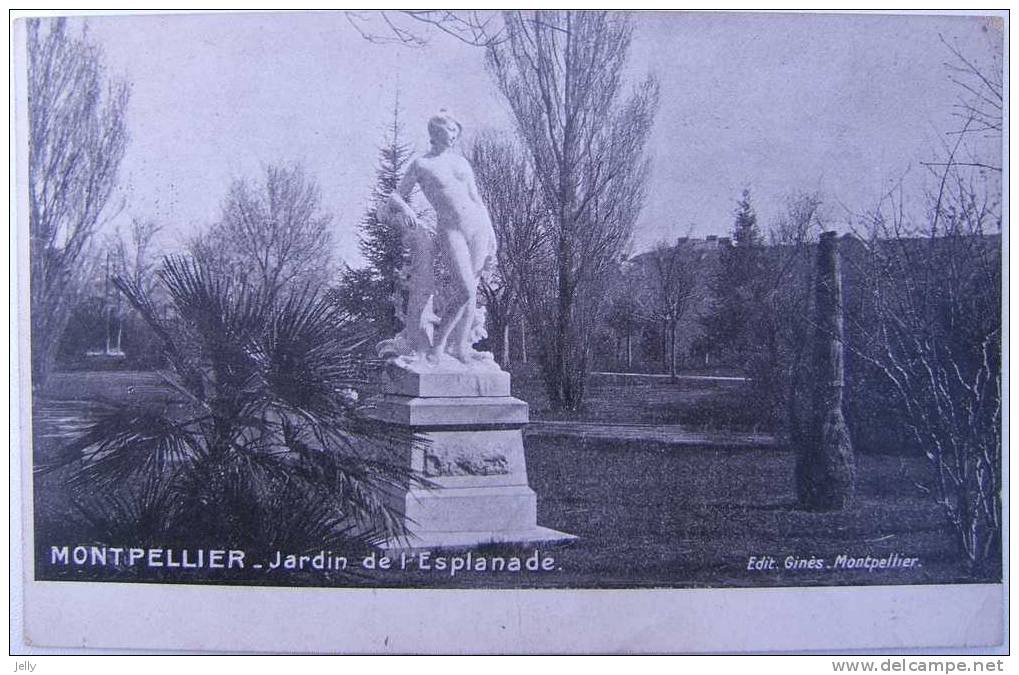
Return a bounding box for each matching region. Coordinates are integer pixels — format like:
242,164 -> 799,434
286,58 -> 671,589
41,255 -> 414,555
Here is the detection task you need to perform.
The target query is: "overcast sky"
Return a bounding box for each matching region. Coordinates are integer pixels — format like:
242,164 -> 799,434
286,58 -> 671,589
73,11 -> 1003,266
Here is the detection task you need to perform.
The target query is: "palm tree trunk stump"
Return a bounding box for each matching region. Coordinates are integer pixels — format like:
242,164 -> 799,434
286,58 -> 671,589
795,231 -> 855,510
364,367 -> 576,550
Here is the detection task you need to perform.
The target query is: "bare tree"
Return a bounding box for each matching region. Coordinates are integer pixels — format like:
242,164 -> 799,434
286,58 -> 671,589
111,217 -> 162,295
485,11 -> 659,411
193,163 -> 334,299
468,132 -> 548,365
843,38 -> 1002,572
644,238 -> 701,380
849,176 -> 1000,570
27,17 -> 130,389
604,259 -> 644,371
104,218 -> 162,357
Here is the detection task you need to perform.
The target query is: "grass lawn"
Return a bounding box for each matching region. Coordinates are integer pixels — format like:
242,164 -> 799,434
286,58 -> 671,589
30,369 -> 991,588
509,363 -> 768,430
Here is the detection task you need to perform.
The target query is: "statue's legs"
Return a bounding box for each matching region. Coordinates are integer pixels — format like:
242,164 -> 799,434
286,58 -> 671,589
430,226 -> 493,362
430,228 -> 476,362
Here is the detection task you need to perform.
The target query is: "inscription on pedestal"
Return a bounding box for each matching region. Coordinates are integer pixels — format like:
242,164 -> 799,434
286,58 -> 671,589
418,429 -> 523,477
424,452 -> 509,476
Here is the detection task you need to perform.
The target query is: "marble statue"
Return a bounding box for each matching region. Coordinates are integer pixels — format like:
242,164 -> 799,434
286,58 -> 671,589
365,113 -> 575,550
377,111 -> 498,371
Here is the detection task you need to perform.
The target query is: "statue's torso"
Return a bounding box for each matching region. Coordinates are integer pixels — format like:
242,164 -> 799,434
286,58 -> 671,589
415,153 -> 491,235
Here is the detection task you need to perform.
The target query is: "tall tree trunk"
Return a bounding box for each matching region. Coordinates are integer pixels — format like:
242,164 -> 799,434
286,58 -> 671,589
552,272 -> 571,410
796,231 -> 855,510
626,332 -> 632,370
550,171 -> 583,411
661,320 -> 668,373
502,322 -> 510,367
669,320 -> 678,382
520,315 -> 527,364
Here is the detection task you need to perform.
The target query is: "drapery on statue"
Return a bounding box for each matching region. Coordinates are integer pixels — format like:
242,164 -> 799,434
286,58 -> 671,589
377,111 -> 498,371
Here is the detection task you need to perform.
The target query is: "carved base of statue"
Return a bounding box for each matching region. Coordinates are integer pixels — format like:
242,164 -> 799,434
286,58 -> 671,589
363,364 -> 576,551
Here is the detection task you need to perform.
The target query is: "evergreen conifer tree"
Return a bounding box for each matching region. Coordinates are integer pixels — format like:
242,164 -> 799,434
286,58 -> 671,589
702,188 -> 766,359
337,96 -> 413,337
732,188 -> 762,248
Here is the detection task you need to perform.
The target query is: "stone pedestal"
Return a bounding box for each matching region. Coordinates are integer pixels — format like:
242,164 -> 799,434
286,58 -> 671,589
364,366 -> 575,550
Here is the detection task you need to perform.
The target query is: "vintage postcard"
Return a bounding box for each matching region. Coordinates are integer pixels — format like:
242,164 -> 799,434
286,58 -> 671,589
12,9 -> 1006,653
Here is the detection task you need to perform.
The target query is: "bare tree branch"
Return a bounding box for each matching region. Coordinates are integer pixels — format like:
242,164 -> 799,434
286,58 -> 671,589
344,10 -> 505,48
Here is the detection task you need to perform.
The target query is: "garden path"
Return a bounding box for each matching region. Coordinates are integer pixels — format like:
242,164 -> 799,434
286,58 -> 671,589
525,420 -> 776,449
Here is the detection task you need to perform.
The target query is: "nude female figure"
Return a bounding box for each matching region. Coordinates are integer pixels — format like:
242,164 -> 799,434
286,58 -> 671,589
386,111 -> 496,365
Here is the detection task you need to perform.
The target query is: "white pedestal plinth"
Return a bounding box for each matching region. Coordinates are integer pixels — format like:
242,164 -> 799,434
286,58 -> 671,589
364,369 -> 575,551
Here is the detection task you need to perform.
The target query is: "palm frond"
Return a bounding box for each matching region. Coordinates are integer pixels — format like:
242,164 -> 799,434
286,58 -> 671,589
69,473 -> 181,546
167,454 -> 388,551
159,255 -> 270,394
249,283 -> 372,417
254,478 -> 386,554
282,427 -> 417,542
37,402 -> 205,491
113,272 -> 208,402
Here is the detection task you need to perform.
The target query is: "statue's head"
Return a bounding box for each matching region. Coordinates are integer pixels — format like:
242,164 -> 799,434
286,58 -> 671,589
428,110 -> 462,148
